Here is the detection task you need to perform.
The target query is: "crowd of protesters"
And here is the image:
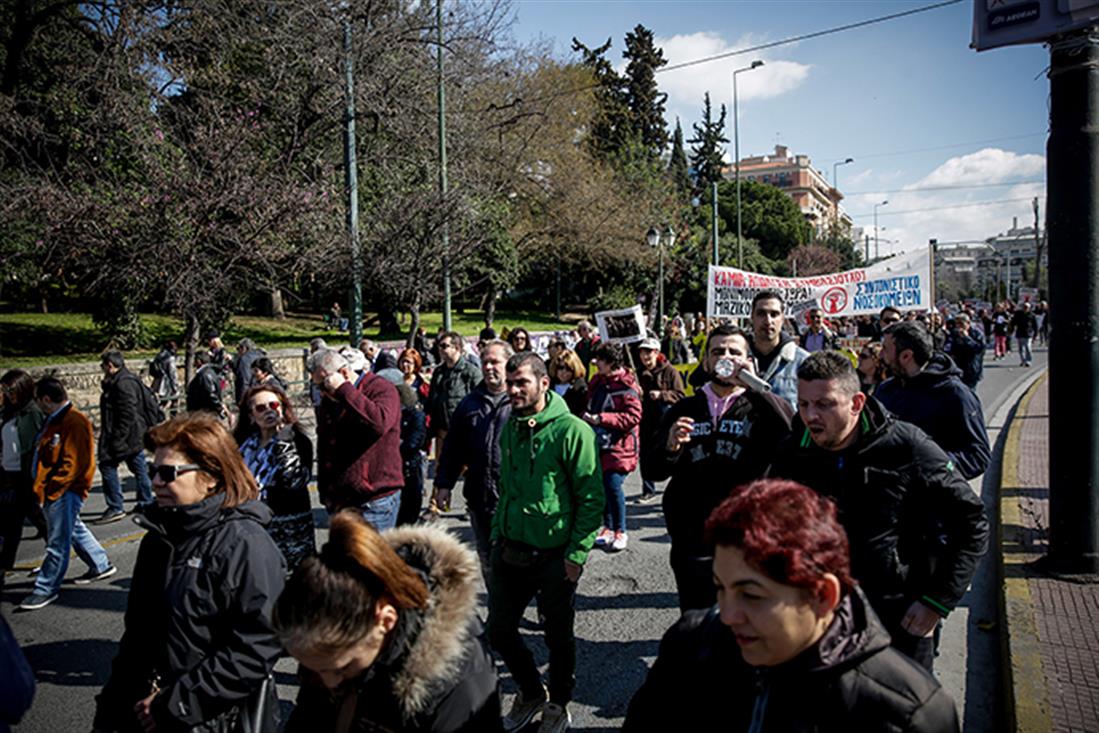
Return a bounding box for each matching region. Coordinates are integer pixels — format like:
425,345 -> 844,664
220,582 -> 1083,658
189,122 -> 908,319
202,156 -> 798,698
0,292 -> 1048,732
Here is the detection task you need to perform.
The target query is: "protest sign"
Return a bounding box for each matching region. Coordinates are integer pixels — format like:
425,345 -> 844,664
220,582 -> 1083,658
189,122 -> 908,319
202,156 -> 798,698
706,248 -> 932,320
595,305 -> 646,344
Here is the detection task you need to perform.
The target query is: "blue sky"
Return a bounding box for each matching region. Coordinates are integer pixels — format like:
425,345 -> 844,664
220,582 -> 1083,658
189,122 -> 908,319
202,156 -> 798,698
508,0 -> 1049,257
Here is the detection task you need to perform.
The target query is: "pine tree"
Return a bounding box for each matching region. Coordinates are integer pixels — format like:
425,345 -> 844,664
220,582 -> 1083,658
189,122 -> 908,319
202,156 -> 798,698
571,37 -> 630,161
688,92 -> 729,189
668,117 -> 691,195
622,24 -> 668,161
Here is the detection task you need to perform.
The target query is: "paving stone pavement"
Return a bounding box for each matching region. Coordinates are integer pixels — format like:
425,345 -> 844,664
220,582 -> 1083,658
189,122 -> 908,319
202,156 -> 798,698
1001,375 -> 1099,733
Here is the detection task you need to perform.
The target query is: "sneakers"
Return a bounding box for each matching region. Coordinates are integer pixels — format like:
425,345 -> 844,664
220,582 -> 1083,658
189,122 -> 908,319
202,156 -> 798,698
538,702 -> 572,733
610,531 -> 628,552
94,509 -> 126,525
636,491 -> 660,504
593,528 -> 614,548
504,685 -> 548,732
19,591 -> 58,611
74,565 -> 117,585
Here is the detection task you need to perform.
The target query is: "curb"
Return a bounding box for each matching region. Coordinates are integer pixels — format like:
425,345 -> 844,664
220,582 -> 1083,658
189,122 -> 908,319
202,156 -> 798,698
998,370 -> 1052,733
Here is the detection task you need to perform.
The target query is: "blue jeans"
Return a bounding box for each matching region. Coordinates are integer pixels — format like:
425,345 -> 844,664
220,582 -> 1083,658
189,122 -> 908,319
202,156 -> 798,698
34,492 -> 111,595
100,452 -> 153,513
1018,337 -> 1033,364
602,471 -> 627,533
360,490 -> 401,531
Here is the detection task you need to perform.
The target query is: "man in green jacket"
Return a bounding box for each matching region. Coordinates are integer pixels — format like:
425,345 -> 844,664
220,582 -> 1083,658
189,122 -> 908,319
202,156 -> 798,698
488,352 -> 603,733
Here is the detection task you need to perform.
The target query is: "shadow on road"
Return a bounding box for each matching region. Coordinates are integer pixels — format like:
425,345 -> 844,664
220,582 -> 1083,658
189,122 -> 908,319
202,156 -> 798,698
22,637 -> 117,687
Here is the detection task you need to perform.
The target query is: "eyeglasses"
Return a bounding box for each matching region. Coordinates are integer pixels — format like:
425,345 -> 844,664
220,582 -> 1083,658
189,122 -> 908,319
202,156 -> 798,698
859,352 -> 873,359
252,400 -> 282,414
148,463 -> 202,483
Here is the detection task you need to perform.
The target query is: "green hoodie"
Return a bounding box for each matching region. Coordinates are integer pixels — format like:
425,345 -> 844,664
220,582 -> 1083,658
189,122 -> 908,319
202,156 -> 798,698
492,391 -> 604,566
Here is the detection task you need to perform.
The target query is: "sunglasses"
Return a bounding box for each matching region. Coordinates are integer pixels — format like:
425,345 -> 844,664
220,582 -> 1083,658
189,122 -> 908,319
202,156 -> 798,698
252,400 -> 282,414
859,352 -> 874,359
148,463 -> 202,483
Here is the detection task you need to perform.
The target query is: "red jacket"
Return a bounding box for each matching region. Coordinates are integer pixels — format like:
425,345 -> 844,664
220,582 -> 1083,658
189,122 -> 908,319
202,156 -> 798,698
316,373 -> 403,508
33,403 -> 96,503
587,369 -> 643,474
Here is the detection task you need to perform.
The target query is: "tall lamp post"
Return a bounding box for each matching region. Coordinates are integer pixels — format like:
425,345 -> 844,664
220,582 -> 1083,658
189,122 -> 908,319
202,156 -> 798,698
873,199 -> 889,261
733,60 -> 764,269
832,157 -> 854,228
647,225 -> 674,337
341,9 -> 363,346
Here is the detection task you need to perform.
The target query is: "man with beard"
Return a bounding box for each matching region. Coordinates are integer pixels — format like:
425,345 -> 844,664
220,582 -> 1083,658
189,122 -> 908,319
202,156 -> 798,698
748,291 -> 809,410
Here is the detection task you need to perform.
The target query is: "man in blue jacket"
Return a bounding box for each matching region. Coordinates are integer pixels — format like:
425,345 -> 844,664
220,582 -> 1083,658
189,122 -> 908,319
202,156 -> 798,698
876,321 -> 991,480
944,313 -> 985,389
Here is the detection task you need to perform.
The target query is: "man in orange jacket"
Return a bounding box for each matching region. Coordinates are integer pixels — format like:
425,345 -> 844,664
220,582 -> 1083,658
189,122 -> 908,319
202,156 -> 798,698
19,377 -> 115,611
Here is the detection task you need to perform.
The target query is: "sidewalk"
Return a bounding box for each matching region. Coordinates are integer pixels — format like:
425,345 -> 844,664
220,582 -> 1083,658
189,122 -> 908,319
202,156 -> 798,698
1000,372 -> 1099,732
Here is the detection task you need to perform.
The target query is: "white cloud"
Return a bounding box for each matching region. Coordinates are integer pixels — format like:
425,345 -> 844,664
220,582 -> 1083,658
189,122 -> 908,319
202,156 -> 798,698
650,32 -> 810,129
846,148 -> 1046,258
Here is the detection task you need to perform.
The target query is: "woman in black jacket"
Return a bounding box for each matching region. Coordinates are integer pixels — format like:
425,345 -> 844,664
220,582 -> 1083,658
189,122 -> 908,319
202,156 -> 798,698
550,349 -> 588,417
93,413 -> 285,733
234,384 -> 316,572
624,479 -> 959,733
274,512 -> 502,733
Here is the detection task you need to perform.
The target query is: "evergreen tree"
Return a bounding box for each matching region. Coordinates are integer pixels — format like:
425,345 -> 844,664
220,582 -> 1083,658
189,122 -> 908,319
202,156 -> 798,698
668,117 -> 691,195
622,24 -> 668,161
688,92 -> 728,188
571,37 -> 630,161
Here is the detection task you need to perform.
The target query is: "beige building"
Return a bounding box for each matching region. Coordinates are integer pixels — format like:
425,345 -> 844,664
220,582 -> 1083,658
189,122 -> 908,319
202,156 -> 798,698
723,145 -> 854,234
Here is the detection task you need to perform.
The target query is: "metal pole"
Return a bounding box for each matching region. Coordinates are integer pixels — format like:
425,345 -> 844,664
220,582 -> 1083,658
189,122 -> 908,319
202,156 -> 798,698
865,234 -> 870,263
437,0 -> 451,332
1047,29 -> 1099,574
734,71 -> 741,268
929,239 -> 938,308
1032,196 -> 1043,289
555,257 -> 561,321
658,242 -> 665,336
343,17 -> 363,346
711,180 -> 719,266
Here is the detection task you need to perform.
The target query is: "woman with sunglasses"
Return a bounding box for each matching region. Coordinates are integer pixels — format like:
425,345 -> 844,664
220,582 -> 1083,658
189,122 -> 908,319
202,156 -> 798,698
234,385 -> 316,572
274,511 -> 501,733
94,413 -> 285,733
624,479 -> 958,732
857,342 -> 888,397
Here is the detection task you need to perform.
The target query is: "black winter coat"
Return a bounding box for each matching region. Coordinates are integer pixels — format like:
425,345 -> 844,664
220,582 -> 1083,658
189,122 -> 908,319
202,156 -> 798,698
434,384 -> 510,512
623,587 -> 959,732
875,353 -> 991,480
99,369 -> 148,463
645,387 -> 793,558
94,495 -> 286,733
186,365 -> 224,415
285,525 -> 502,733
768,398 -> 989,624
944,327 -> 985,388
425,357 -> 483,432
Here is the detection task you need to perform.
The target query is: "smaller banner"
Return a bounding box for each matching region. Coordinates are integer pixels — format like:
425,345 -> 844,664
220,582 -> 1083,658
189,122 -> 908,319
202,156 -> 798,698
595,305 -> 647,344
707,248 -> 932,320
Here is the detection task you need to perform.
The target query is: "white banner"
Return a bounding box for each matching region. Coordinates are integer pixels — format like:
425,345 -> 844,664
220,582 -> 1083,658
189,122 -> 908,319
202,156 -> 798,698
706,248 -> 933,319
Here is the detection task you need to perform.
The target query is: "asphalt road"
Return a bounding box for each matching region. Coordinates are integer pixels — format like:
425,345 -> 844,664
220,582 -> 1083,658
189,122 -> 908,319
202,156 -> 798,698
5,344 -> 1049,732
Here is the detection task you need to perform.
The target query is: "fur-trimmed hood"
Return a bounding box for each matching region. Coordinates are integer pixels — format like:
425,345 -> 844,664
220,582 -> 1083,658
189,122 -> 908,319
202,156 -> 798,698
382,524 -> 481,720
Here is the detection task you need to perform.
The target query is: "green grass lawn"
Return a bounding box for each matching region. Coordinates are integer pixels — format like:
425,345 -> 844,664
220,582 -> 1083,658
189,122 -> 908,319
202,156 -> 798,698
0,309 -> 576,367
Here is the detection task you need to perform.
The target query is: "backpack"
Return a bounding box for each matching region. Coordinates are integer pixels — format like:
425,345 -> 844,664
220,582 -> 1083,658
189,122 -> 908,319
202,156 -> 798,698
138,378 -> 166,428
148,354 -> 164,380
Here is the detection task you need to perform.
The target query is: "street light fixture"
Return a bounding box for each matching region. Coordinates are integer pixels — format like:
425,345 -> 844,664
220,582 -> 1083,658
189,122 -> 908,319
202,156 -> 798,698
734,59 -> 764,269
647,225 -> 674,337
832,158 -> 854,227
873,200 -> 889,260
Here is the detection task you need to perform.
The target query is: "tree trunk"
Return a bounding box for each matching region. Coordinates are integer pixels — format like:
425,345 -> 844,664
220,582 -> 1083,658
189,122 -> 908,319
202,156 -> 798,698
484,285 -> 497,327
183,313 -> 200,387
269,286 -> 285,319
406,300 -> 421,348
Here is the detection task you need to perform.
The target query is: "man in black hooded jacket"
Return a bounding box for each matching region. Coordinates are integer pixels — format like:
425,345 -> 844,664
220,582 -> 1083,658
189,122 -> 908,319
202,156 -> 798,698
768,351 -> 989,671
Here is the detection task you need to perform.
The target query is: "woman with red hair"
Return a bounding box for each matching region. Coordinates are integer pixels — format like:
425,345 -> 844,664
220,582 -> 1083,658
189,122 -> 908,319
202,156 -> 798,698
623,479 -> 959,732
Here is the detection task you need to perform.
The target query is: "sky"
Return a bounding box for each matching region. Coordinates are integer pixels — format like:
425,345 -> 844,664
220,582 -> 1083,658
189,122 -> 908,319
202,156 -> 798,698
507,0 -> 1049,260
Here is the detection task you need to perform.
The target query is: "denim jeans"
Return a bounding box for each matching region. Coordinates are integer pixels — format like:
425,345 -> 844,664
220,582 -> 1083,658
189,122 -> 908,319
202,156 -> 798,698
360,490 -> 400,531
100,452 -> 153,513
602,471 -> 627,533
1018,337 -> 1033,365
34,491 -> 111,596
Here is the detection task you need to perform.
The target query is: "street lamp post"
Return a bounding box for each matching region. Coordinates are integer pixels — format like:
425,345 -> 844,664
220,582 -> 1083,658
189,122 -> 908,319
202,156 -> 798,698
873,200 -> 889,261
734,60 -> 764,269
341,12 -> 363,346
832,157 -> 854,228
647,226 -> 672,337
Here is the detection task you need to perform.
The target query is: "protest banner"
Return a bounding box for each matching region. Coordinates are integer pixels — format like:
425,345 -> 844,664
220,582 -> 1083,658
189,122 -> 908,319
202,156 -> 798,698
595,305 -> 647,344
706,248 -> 932,320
